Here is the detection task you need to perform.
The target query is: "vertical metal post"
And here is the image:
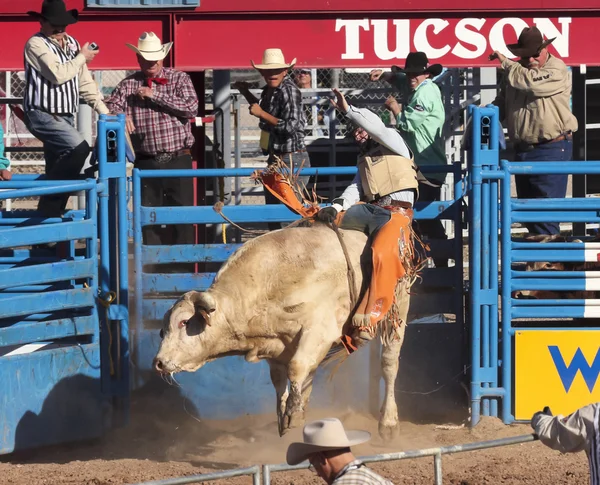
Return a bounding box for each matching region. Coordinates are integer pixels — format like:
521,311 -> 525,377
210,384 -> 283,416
213,71 -> 232,243
133,168 -> 143,389
262,465 -> 270,485
77,103 -> 94,210
479,67 -> 498,106
572,66 -> 587,236
434,453 -> 443,485
468,105 -> 482,425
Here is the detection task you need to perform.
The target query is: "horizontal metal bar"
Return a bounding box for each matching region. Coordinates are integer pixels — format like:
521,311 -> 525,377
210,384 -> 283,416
128,466 -> 260,485
511,241 -> 600,249
511,249 -> 592,262
512,307 -> 590,319
0,181 -> 97,200
514,298 -> 600,306
507,162 -> 600,175
1,288 -> 95,319
511,279 -> 592,291
512,270 -> 600,278
511,211 -> 600,223
142,244 -> 241,264
0,314 -> 96,347
142,273 -> 214,293
0,260 -> 94,290
0,219 -> 95,248
511,198 -> 600,211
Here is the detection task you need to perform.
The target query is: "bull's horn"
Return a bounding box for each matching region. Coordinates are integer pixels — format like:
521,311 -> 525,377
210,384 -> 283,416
186,291 -> 216,313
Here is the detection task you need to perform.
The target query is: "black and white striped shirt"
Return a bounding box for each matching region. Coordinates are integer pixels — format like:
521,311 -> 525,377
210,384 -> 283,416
24,33 -> 80,114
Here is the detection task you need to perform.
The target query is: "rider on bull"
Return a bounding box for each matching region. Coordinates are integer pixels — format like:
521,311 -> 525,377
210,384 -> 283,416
317,88 -> 426,349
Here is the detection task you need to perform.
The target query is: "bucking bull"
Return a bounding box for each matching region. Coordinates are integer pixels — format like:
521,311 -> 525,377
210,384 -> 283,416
152,220 -> 418,440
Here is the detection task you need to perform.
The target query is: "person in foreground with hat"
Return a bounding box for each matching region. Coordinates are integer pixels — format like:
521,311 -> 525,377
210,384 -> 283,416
24,0 -> 107,217
315,88 -> 422,349
490,25 -> 578,236
105,32 -> 198,264
286,418 -> 394,485
370,52 -> 448,268
233,48 -> 311,231
531,403 -> 600,484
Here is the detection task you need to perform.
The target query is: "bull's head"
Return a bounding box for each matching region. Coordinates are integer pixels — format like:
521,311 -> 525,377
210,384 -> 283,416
153,291 -> 217,374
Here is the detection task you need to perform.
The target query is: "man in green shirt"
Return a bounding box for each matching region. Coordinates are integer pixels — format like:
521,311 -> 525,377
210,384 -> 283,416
370,52 -> 448,267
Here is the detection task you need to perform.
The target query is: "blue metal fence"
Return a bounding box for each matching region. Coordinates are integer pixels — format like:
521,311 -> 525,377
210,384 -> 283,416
0,114 -> 129,454
468,105 -> 600,425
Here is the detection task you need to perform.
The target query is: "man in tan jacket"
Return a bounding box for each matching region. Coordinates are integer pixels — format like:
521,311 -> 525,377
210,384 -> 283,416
491,26 -> 578,236
24,0 -> 108,217
532,404 -> 600,484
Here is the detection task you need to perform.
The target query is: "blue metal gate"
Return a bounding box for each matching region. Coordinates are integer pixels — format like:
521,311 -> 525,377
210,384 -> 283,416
0,114 -> 130,454
468,105 -> 600,425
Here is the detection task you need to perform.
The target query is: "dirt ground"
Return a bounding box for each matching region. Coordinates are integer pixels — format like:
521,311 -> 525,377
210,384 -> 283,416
0,394 -> 589,485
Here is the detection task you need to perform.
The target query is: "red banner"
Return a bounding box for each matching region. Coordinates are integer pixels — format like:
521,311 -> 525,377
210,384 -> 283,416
174,16 -> 598,69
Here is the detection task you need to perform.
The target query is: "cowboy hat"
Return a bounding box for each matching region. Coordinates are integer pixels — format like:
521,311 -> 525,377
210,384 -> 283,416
392,52 -> 443,77
27,0 -> 78,26
286,418 -> 371,466
506,26 -> 555,58
126,32 -> 173,62
251,48 -> 296,71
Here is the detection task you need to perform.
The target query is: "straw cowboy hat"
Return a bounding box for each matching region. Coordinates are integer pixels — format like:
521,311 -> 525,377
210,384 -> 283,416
506,26 -> 555,58
286,418 -> 371,466
392,52 -> 443,77
27,0 -> 78,26
126,32 -> 173,61
251,48 -> 296,71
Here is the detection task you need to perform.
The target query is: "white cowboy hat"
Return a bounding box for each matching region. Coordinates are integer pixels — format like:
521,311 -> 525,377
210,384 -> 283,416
286,418 -> 371,466
126,32 -> 173,61
251,48 -> 297,71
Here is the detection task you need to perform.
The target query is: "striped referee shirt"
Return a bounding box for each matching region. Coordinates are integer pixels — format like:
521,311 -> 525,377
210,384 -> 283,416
533,402 -> 600,484
23,32 -> 108,115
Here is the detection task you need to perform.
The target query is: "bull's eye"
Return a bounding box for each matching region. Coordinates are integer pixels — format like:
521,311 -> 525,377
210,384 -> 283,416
178,320 -> 188,329
160,329 -> 164,339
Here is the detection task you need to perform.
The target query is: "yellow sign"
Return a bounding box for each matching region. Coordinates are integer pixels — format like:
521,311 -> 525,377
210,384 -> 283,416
515,330 -> 600,420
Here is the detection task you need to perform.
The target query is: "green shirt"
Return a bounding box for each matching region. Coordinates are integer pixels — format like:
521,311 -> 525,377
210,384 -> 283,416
0,123 -> 9,171
392,74 -> 447,183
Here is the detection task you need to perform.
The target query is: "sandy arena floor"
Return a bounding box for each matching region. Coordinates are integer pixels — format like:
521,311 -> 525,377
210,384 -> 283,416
0,395 -> 588,485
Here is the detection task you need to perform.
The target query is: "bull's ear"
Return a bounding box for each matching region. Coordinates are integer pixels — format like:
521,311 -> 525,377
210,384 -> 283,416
186,291 -> 216,325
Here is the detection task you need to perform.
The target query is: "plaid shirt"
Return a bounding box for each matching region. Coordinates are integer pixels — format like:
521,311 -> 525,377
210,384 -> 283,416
333,460 -> 394,485
259,76 -> 306,154
105,68 -> 198,156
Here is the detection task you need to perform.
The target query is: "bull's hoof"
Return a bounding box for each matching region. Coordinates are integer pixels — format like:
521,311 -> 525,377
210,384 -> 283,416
378,421 -> 399,442
281,410 -> 305,436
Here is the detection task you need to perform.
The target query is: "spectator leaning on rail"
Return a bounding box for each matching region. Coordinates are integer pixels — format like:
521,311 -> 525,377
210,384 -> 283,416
24,0 -> 108,217
490,26 -> 578,236
105,32 -> 198,264
286,418 -> 394,485
234,49 -> 311,231
0,122 -> 11,181
531,404 -> 600,484
370,53 -> 448,267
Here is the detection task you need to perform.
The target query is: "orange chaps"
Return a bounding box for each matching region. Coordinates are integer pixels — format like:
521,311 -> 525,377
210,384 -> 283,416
352,207 -> 414,330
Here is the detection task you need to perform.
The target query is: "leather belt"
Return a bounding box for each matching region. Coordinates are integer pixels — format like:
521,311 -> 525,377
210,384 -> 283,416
517,133 -> 572,152
137,148 -> 191,163
371,197 -> 412,209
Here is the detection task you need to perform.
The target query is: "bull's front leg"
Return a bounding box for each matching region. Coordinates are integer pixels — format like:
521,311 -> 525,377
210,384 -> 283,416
282,329 -> 335,435
268,360 -> 289,436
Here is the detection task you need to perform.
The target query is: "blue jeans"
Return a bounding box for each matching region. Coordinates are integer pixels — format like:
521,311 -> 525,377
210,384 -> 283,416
24,110 -> 90,216
515,139 -> 573,235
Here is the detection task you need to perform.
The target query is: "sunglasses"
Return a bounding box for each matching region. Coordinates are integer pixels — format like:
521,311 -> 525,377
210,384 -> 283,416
298,70 -> 311,75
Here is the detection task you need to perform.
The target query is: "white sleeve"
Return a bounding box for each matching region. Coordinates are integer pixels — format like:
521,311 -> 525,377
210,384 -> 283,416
333,172 -> 362,211
344,105 -> 411,158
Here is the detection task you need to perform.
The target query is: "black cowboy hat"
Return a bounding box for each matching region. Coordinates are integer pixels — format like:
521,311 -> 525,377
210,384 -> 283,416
27,0 -> 79,26
506,26 -> 555,58
392,52 -> 443,77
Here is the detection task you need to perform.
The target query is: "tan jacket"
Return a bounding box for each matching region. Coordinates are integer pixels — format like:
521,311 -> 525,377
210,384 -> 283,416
494,54 -> 577,144
533,403 -> 600,484
24,34 -> 109,115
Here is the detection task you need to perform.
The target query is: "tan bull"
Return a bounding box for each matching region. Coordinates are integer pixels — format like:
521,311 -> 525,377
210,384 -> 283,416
153,223 -> 413,440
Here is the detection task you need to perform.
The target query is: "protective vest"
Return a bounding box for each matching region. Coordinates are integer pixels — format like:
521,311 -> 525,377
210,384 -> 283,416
357,144 -> 420,202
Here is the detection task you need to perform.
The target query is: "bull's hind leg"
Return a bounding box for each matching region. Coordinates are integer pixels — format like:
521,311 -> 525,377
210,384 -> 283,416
379,282 -> 409,441
268,360 -> 289,436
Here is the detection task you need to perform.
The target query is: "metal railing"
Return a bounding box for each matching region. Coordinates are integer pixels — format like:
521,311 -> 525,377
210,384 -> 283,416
128,435 -> 537,485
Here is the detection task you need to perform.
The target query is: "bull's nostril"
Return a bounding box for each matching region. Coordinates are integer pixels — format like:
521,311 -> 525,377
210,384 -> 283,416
153,358 -> 164,373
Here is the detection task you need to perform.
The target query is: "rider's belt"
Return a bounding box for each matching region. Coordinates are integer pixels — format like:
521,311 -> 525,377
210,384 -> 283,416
371,197 -> 412,209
